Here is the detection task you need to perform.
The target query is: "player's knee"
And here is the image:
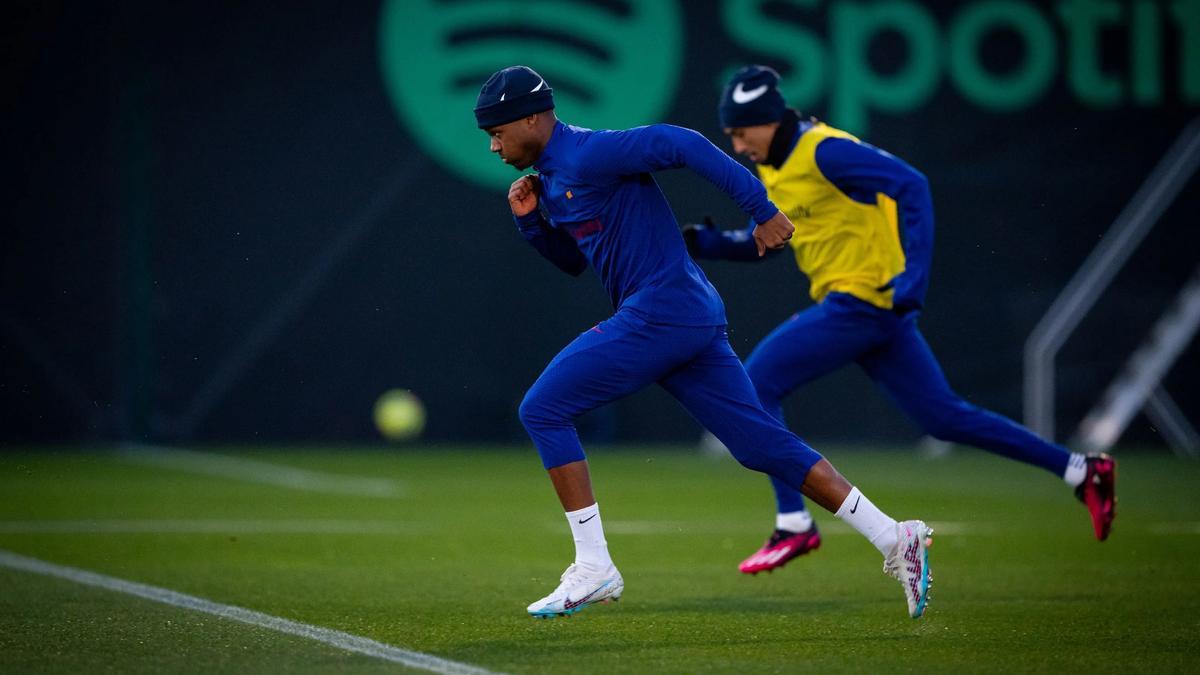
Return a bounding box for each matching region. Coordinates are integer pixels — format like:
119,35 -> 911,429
723,439 -> 788,473
726,445 -> 766,472
728,442 -> 819,487
518,389 -> 556,432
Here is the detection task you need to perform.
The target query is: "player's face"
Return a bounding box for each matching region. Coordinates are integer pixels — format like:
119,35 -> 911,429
725,123 -> 778,164
486,118 -> 540,171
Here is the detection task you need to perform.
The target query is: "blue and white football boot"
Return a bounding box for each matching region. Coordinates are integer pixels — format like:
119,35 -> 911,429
527,563 -> 623,618
884,520 -> 933,618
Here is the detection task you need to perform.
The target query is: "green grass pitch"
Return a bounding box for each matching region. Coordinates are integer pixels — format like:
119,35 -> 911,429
1,446 -> 1198,673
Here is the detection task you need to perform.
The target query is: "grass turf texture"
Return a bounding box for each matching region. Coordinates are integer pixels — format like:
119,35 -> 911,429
1,447 -> 1197,674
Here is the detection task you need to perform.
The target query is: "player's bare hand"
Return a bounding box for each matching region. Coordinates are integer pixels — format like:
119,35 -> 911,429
508,174 -> 541,217
753,211 -> 794,256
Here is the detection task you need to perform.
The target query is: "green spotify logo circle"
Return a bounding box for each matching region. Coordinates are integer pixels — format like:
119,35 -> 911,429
378,0 -> 683,189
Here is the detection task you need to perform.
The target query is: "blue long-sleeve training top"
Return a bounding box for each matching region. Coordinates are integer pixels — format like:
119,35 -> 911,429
515,120 -> 779,326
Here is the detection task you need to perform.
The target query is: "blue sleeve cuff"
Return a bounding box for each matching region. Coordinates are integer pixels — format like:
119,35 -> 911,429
750,200 -> 779,226
514,210 -> 545,237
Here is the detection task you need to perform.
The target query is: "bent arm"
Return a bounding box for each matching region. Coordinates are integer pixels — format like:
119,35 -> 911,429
515,210 -> 588,277
583,124 -> 780,225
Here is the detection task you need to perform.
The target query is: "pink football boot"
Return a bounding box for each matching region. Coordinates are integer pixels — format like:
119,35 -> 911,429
738,525 -> 822,574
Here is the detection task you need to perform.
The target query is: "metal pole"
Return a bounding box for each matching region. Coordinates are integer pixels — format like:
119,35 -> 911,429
1023,118 -> 1200,440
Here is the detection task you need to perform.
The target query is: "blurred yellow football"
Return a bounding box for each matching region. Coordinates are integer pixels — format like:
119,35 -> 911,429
373,389 -> 425,441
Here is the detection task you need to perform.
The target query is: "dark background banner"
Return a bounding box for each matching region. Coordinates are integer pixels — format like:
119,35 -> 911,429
4,0 -> 1197,446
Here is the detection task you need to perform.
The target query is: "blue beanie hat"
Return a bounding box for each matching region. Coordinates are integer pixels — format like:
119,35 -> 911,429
474,66 -> 555,129
718,65 -> 786,129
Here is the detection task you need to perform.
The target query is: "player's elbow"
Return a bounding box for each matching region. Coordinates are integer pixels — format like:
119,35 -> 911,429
906,168 -> 931,195
557,252 -> 587,276
897,164 -> 928,189
565,259 -> 587,276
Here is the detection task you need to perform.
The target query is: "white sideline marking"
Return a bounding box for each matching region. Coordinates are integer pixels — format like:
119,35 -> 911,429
598,520 -> 976,536
0,549 -> 501,675
0,520 -> 421,535
601,521 -> 1200,537
118,444 -> 403,498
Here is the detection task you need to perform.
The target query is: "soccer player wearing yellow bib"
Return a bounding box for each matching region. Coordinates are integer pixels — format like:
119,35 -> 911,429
686,66 -> 1117,575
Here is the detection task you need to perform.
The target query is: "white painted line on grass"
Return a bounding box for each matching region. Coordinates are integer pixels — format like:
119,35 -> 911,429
595,520 -> 977,536
0,549 -> 501,675
0,520 -> 422,535
921,521 -> 974,536
118,444 -> 403,498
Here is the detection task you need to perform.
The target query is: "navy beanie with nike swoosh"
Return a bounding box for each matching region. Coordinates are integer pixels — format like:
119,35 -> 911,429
474,65 -> 555,129
718,65 -> 786,129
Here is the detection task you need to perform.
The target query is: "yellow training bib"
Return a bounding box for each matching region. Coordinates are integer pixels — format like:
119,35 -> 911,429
757,123 -> 905,309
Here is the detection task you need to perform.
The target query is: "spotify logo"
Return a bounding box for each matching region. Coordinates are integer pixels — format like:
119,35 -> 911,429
378,0 -> 683,189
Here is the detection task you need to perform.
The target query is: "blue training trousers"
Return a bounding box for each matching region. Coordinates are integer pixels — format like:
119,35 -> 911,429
519,310 -> 822,489
744,293 -> 1071,514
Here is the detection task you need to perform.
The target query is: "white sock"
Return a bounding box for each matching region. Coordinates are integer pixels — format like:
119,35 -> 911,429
1063,453 -> 1087,487
565,503 -> 613,572
776,510 -> 813,533
835,487 -> 898,556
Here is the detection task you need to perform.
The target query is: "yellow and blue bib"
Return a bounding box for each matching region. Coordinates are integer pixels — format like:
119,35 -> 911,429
757,124 -> 905,310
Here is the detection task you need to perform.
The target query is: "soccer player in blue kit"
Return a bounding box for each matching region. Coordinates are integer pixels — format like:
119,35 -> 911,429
475,65 -> 933,619
685,66 -> 1117,576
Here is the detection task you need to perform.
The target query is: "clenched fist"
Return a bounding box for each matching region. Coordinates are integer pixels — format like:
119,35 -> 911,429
508,174 -> 540,217
753,211 -> 794,256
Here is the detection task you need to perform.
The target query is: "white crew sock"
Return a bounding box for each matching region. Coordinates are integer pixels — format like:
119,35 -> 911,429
1063,452 -> 1087,487
565,503 -> 613,572
776,510 -> 814,533
835,487 -> 898,556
